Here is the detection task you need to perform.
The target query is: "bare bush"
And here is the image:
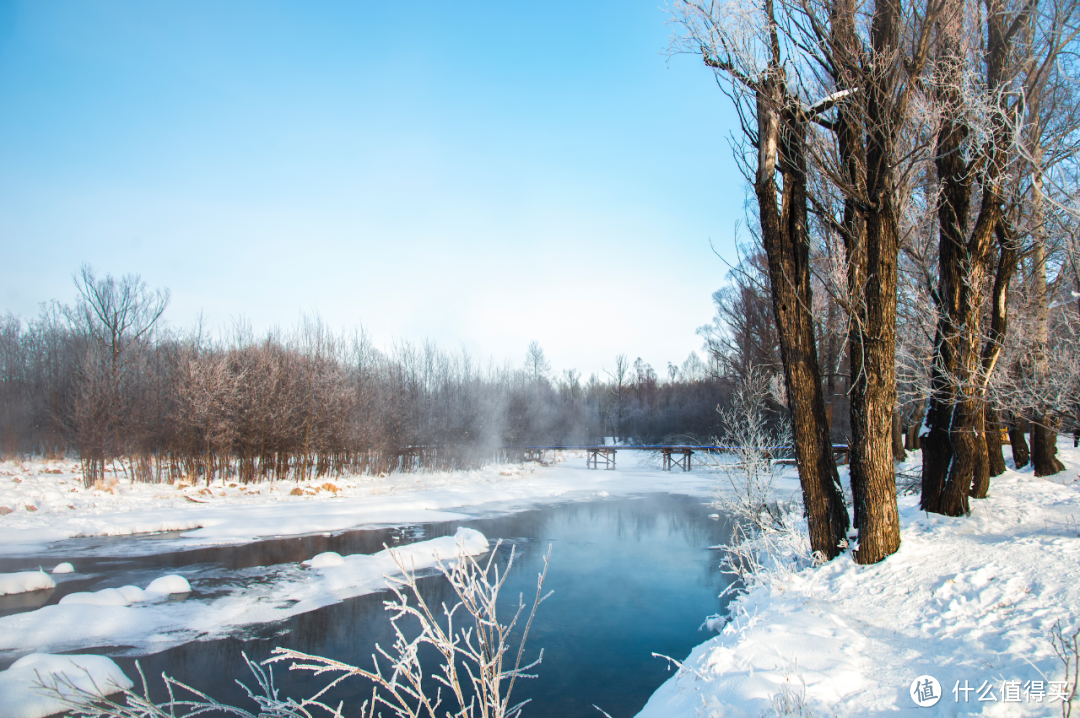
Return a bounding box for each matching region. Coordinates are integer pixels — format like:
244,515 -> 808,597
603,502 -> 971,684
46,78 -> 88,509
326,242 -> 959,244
41,540 -> 551,718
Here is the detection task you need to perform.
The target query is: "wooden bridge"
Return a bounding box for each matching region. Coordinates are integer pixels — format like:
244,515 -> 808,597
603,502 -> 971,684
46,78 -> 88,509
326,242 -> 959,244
515,445 -> 850,472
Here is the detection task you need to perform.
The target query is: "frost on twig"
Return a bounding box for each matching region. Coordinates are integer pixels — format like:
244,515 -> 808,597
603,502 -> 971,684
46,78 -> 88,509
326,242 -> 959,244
1052,621 -> 1080,718
45,539 -> 552,718
704,365 -> 816,589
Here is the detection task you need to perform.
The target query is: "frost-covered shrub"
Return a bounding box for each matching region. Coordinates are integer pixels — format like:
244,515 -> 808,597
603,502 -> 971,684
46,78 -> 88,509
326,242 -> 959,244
42,540 -> 551,718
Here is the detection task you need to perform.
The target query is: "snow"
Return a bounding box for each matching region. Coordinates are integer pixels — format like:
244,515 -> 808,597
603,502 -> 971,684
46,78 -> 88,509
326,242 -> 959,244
1,447 -> 1077,717
59,587 -> 135,606
145,575 -> 191,595
50,563 -> 73,574
0,570 -> 55,596
302,550 -> 345,568
0,528 -> 490,665
638,442 -> 1080,718
0,653 -> 133,718
0,454 -> 713,554
58,574 -> 190,607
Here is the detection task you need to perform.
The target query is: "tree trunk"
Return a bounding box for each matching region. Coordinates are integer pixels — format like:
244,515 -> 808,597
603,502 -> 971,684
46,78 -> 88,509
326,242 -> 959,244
892,412 -> 906,462
975,222 -> 1019,494
752,76 -> 850,560
1008,417 -> 1031,468
970,408 -> 990,499
906,401 -> 924,451
829,0 -> 903,563
985,404 -> 1007,478
1032,414 -> 1065,476
922,1 -> 1016,517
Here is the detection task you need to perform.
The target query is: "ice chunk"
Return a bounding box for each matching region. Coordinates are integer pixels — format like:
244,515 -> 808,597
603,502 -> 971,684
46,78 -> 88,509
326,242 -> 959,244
0,653 -> 133,718
0,570 -> 56,595
51,562 -> 74,574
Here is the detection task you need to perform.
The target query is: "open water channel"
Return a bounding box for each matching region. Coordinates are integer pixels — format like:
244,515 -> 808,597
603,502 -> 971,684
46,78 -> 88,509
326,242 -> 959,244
0,494 -> 737,717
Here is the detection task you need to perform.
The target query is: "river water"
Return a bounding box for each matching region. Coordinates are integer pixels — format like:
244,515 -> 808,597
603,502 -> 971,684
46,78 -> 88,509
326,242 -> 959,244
0,493 -> 737,717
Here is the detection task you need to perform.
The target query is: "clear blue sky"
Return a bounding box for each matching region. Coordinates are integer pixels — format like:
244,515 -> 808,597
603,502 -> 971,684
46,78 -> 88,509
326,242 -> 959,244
0,0 -> 745,378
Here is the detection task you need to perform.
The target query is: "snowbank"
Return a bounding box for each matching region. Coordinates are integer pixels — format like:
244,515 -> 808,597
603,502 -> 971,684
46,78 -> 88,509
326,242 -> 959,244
0,570 -> 55,596
0,653 -> 133,718
638,446 -> 1080,718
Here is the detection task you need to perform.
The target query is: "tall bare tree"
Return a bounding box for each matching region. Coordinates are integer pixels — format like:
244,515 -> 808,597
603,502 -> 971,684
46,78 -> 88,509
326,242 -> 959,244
671,0 -> 850,560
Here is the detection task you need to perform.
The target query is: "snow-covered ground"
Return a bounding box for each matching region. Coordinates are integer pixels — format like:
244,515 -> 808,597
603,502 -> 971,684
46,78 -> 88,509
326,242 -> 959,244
0,453 -> 714,554
1,445 -> 1077,717
640,443 -> 1080,718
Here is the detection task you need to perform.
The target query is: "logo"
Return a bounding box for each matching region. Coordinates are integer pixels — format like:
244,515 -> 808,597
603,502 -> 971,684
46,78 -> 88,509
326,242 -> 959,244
910,675 -> 942,707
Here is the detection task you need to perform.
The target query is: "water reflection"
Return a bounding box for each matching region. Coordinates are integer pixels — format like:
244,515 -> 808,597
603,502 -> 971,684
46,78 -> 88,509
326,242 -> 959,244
0,586 -> 54,618
97,494 -> 737,718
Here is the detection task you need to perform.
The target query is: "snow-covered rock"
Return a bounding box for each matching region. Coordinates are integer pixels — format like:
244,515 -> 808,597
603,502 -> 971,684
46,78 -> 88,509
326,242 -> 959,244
51,562 -> 74,574
145,575 -> 190,595
0,570 -> 55,595
303,551 -> 345,568
59,575 -> 190,606
60,587 -> 131,606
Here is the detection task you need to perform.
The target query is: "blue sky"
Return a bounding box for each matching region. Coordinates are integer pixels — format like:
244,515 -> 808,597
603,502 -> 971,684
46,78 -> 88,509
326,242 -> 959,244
0,0 -> 744,378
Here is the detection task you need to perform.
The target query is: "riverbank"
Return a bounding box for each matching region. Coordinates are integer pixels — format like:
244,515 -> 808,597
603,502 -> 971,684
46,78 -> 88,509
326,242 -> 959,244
639,442 -> 1080,718
0,452 -> 717,553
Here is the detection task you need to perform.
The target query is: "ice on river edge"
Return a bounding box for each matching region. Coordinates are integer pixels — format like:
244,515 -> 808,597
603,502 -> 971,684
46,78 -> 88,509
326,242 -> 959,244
0,570 -> 55,596
0,528 -> 489,718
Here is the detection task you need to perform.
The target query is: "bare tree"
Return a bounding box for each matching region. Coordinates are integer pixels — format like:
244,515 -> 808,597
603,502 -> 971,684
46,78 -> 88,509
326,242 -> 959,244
66,266 -> 170,485
524,341 -> 551,385
922,0 -> 1080,514
671,0 -> 850,560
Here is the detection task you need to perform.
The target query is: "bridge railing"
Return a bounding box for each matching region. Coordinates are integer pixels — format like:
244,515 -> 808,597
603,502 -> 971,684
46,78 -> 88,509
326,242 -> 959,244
504,445 -> 850,472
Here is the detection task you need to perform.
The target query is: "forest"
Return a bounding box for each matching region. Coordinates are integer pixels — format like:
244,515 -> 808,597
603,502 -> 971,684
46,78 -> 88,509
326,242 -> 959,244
0,266 -> 735,486
670,0 -> 1080,563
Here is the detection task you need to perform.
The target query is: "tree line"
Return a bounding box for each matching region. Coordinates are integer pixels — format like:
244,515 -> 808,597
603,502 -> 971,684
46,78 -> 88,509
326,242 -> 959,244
673,0 -> 1080,564
0,267 -> 740,486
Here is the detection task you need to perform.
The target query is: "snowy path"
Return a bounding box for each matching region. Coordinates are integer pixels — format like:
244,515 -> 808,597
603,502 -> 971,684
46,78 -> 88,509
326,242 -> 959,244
639,444 -> 1080,718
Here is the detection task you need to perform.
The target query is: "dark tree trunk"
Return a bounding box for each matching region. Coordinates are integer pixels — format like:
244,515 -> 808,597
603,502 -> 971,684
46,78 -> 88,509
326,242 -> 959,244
752,78 -> 850,560
829,0 -> 905,563
1009,417 -> 1030,468
970,409 -> 990,499
906,401 -> 924,451
1032,414 -> 1065,476
985,404 -> 1007,478
892,412 -> 906,462
922,2 -> 1017,517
